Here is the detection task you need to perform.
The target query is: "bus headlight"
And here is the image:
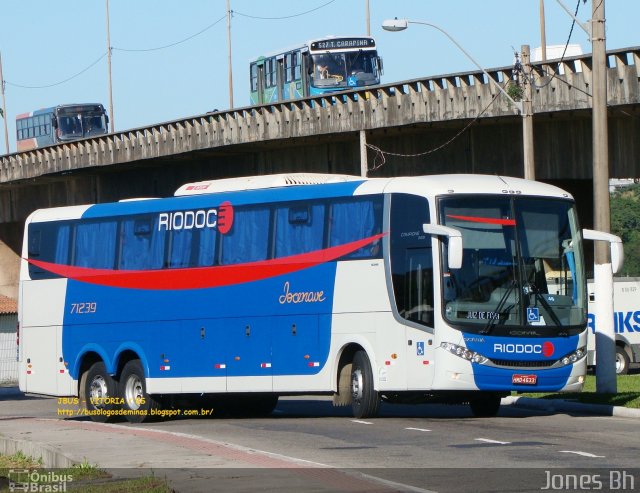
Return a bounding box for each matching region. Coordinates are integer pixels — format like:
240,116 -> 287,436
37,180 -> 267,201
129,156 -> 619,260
559,346 -> 586,367
441,342 -> 488,365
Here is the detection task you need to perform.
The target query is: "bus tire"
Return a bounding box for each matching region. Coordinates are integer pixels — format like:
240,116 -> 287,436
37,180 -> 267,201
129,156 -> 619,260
469,394 -> 501,417
118,359 -> 159,423
80,361 -> 118,423
351,350 -> 380,419
615,346 -> 630,375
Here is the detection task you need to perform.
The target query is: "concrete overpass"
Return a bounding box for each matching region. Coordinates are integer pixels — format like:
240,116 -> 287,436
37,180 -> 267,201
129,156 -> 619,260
0,46 -> 639,297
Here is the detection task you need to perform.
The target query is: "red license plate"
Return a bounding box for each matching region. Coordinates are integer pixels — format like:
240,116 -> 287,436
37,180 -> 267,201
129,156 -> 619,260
512,374 -> 537,385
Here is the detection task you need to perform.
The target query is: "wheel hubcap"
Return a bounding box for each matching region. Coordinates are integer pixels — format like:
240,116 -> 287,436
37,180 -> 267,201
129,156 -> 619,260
89,375 -> 108,409
351,368 -> 363,403
615,354 -> 623,374
124,374 -> 144,410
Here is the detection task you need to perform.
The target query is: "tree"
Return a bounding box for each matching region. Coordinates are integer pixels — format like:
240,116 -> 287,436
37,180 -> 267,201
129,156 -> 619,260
610,183 -> 640,277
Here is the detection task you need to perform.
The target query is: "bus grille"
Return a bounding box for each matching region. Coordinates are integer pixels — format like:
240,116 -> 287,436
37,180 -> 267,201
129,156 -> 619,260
489,358 -> 556,368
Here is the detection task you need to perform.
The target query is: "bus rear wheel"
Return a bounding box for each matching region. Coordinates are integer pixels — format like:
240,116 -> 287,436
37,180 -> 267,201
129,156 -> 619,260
80,361 -> 118,423
118,359 -> 159,423
351,350 -> 380,419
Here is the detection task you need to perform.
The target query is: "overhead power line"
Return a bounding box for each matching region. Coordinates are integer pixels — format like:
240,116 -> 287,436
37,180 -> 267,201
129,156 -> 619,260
233,0 -> 337,20
114,14 -> 227,53
6,53 -> 107,89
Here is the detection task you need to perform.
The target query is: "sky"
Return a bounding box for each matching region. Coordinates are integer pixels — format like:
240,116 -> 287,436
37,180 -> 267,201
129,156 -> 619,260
1,0 -> 638,155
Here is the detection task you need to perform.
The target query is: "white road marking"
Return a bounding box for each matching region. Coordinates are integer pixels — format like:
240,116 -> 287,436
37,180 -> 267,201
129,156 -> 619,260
405,427 -> 431,432
559,450 -> 605,458
475,438 -> 511,445
351,419 -> 374,425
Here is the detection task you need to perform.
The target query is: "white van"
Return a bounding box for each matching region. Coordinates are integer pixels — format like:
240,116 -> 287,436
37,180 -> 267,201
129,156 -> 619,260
587,278 -> 640,374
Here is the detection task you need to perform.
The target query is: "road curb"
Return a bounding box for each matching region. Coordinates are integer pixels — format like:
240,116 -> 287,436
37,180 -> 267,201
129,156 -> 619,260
0,436 -> 76,468
503,395 -> 640,418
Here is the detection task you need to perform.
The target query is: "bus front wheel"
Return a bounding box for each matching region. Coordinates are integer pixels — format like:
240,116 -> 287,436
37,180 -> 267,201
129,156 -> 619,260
469,394 -> 502,417
80,361 -> 118,423
351,350 -> 380,419
119,359 -> 159,423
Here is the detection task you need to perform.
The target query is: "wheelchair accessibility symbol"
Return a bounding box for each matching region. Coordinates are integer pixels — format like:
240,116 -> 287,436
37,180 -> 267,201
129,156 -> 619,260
527,307 -> 540,323
416,341 -> 425,356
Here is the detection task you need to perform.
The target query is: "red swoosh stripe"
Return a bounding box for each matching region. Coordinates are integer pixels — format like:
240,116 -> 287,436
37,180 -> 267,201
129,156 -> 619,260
446,214 -> 516,226
27,233 -> 386,291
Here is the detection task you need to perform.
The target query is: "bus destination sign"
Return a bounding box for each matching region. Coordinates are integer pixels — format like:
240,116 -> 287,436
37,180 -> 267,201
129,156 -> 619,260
311,38 -> 375,51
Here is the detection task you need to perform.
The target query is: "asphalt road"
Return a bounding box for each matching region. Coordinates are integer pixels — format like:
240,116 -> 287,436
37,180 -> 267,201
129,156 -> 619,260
3,392 -> 638,473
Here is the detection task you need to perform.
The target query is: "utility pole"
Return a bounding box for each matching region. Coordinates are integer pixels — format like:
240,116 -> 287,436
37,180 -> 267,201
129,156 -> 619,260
106,0 -> 115,132
521,45 -> 535,180
0,52 -> 9,154
365,0 -> 371,36
226,0 -> 234,108
539,0 -> 547,61
591,0 -> 616,393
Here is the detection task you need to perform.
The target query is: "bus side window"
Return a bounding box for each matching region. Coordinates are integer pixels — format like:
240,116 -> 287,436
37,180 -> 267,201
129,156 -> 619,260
274,202 -> 324,257
27,222 -> 71,279
118,216 -> 165,270
390,194 -> 433,327
74,221 -> 117,269
220,206 -> 270,265
328,197 -> 382,259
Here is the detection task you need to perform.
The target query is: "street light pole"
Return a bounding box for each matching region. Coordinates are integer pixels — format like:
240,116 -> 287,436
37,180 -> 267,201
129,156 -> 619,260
381,19 -> 531,178
383,19 -> 522,114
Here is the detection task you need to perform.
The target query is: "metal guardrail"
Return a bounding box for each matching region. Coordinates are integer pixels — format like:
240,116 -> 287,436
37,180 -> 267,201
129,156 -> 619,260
1,46 -> 638,184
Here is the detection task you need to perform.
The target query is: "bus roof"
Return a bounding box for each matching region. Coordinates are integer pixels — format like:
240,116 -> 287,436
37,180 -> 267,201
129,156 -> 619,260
175,173 -> 362,196
251,35 -> 376,61
26,174 -> 575,224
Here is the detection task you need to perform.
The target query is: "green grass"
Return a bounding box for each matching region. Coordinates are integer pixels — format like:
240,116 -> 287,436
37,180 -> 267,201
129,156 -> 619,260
515,374 -> 640,408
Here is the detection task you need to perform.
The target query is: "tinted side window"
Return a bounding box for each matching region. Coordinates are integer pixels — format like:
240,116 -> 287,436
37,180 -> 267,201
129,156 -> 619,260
118,216 -> 166,270
329,196 -> 383,259
74,221 -> 117,268
220,206 -> 270,264
27,222 -> 71,279
390,194 -> 434,327
275,202 -> 325,257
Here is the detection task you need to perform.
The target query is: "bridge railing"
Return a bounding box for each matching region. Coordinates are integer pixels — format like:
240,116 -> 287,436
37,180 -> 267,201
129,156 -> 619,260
2,46 -> 638,184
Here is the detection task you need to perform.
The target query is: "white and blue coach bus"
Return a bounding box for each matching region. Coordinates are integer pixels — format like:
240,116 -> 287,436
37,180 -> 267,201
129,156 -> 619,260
18,173 -> 616,422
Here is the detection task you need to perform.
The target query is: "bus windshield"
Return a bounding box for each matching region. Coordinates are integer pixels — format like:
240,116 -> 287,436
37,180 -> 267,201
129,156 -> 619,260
57,112 -> 107,140
311,51 -> 379,88
439,196 -> 586,334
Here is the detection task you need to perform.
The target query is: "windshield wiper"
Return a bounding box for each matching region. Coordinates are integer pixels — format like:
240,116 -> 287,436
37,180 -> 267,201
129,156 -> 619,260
480,280 -> 517,335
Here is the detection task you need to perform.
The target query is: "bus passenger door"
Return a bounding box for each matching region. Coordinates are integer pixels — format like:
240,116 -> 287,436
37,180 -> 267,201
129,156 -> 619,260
257,64 -> 266,104
402,248 -> 436,390
276,57 -> 285,102
226,318 -> 272,392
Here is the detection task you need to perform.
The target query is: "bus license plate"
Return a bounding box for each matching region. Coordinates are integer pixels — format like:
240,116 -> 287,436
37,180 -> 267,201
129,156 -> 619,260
512,374 -> 537,385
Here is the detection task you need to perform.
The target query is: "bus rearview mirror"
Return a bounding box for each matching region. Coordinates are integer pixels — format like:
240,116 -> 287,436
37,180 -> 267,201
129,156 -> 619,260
582,229 -> 624,274
423,224 -> 463,269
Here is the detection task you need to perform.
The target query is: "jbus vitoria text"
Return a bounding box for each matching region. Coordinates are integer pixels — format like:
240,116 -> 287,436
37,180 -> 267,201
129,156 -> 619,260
18,173 -> 619,421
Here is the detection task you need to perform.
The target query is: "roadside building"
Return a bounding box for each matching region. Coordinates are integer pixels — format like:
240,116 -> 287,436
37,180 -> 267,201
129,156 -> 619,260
0,295 -> 17,383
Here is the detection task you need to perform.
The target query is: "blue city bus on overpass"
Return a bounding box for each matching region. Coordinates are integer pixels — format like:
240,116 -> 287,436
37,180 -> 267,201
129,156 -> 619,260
250,36 -> 382,105
17,173 -> 621,422
16,103 -> 109,152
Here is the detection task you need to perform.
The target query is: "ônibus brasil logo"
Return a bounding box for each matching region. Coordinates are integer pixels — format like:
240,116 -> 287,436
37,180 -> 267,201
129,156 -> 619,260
493,341 -> 555,357
158,201 -> 234,234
